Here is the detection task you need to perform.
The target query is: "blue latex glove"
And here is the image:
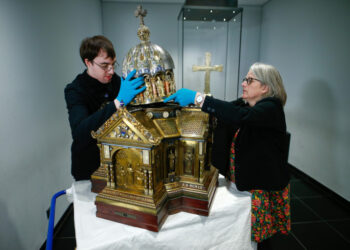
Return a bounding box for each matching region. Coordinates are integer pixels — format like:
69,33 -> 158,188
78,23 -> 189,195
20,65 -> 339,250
116,69 -> 146,105
163,88 -> 196,107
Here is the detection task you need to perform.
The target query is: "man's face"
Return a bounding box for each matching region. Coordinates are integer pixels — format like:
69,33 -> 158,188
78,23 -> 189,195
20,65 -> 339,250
85,49 -> 116,84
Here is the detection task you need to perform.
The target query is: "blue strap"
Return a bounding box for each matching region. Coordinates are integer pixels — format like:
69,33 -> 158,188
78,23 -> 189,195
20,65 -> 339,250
46,190 -> 66,250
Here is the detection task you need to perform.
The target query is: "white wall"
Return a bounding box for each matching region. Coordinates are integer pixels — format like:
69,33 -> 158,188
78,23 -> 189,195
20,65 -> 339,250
238,5 -> 262,97
260,0 -> 350,201
0,0 -> 102,249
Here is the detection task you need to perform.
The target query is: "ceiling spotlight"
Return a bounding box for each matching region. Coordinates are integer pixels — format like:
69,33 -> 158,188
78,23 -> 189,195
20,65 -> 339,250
223,18 -> 226,22
210,10 -> 213,13
233,11 -> 236,14
184,17 -> 186,20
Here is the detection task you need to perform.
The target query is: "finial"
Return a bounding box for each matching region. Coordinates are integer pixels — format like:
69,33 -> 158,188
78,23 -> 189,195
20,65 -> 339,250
134,5 -> 147,26
134,5 -> 150,42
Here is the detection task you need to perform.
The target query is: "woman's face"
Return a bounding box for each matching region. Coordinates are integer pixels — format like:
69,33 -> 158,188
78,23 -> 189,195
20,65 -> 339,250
241,70 -> 268,106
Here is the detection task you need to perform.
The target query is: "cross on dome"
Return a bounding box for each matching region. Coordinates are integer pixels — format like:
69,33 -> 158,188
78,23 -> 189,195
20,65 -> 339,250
134,5 -> 147,25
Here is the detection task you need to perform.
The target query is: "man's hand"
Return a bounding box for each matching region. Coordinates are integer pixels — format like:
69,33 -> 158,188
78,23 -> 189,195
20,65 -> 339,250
116,70 -> 146,106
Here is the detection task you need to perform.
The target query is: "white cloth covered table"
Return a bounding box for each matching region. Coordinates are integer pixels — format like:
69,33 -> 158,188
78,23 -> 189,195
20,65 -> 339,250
71,175 -> 257,250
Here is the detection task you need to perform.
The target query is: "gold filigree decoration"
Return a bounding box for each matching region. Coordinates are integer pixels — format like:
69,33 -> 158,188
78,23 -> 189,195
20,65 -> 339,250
91,112 -> 119,139
179,111 -> 208,137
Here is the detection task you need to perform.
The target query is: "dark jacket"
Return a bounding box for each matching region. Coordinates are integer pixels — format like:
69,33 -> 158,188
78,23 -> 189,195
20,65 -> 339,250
202,96 -> 290,191
64,70 -> 121,180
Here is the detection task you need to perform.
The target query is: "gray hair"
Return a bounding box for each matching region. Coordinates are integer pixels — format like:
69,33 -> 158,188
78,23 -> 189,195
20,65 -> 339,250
250,62 -> 287,106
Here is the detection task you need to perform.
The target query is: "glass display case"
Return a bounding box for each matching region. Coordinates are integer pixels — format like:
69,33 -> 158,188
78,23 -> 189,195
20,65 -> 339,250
178,4 -> 243,101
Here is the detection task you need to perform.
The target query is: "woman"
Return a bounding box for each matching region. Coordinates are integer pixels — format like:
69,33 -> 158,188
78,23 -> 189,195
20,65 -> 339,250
164,62 -> 291,245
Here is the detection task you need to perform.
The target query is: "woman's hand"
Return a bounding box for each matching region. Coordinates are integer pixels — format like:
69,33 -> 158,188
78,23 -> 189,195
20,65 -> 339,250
163,88 -> 196,107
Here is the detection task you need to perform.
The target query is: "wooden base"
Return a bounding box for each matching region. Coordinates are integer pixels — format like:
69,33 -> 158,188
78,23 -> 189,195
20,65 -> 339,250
167,174 -> 218,216
91,178 -> 106,193
95,194 -> 214,231
168,196 -> 209,216
95,201 -> 169,232
95,172 -> 218,232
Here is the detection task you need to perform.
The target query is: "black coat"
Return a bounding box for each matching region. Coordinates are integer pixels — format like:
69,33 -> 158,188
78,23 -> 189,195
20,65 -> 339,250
64,70 -> 121,180
202,96 -> 290,191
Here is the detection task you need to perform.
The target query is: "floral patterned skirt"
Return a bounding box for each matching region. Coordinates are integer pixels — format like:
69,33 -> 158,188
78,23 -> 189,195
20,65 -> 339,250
229,136 -> 291,243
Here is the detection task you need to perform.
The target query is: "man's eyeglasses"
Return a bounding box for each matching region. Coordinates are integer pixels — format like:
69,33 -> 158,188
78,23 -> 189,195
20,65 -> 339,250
93,61 -> 118,71
242,77 -> 262,85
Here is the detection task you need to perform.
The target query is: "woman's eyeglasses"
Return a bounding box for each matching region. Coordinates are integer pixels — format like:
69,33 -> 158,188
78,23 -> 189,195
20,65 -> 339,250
242,77 -> 262,85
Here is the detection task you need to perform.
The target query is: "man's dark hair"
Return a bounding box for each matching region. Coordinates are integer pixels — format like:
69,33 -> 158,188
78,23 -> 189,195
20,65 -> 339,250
79,35 -> 116,65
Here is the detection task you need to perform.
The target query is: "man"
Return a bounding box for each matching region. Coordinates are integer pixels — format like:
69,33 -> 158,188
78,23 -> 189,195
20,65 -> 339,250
65,35 -> 145,180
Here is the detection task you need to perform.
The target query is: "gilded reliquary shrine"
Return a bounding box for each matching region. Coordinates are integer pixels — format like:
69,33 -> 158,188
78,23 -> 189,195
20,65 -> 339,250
91,105 -> 218,231
90,5 -> 218,232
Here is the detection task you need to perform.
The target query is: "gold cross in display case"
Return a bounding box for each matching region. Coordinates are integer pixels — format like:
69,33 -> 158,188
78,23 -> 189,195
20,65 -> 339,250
192,52 -> 223,94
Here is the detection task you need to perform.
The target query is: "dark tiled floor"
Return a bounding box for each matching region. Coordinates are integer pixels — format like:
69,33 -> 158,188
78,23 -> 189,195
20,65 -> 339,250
285,170 -> 350,250
43,168 -> 350,249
